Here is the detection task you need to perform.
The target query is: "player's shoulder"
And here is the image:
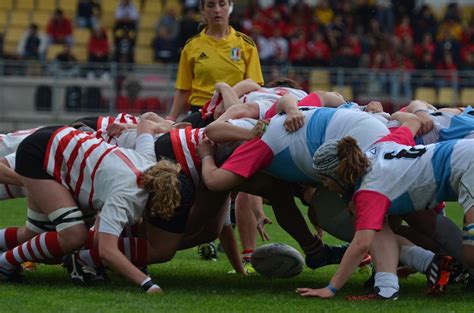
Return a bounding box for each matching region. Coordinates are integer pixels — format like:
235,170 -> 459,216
184,33 -> 202,46
234,31 -> 257,48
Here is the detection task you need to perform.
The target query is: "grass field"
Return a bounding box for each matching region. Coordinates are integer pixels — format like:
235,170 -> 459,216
0,199 -> 473,313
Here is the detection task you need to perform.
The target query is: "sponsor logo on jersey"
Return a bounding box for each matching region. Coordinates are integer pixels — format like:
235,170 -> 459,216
197,52 -> 209,60
230,48 -> 241,61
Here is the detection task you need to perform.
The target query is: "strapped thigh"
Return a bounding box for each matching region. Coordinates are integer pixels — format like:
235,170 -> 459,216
48,207 -> 85,232
26,208 -> 55,233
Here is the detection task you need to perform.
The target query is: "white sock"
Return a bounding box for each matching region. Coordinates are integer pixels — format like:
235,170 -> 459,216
400,245 -> 434,273
374,272 -> 399,298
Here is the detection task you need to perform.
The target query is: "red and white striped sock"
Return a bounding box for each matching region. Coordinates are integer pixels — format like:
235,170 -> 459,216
0,227 -> 20,251
242,249 -> 254,262
78,237 -> 148,268
0,232 -> 63,270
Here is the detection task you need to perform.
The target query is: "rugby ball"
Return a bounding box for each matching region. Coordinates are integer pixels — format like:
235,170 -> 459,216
251,243 -> 304,278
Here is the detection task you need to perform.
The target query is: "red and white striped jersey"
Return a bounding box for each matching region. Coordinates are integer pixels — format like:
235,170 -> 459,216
44,126 -> 155,236
96,113 -> 139,131
170,127 -> 205,185
0,127 -> 41,157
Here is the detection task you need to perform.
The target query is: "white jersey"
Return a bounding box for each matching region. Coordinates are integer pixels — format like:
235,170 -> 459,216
262,107 -> 389,183
0,127 -> 40,156
44,127 -> 156,236
241,87 -> 308,119
359,138 -> 474,214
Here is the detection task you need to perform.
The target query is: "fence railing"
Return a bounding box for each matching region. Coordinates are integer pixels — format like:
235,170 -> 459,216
0,59 -> 473,131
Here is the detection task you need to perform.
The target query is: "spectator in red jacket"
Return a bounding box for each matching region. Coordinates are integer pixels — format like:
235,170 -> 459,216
414,33 -> 435,62
87,26 -> 109,63
47,9 -> 73,45
288,29 -> 307,66
306,31 -> 330,67
394,15 -> 413,40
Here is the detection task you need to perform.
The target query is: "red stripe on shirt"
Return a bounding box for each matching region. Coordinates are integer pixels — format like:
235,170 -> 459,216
74,140 -> 104,199
114,150 -> 142,184
185,127 -> 200,170
88,146 -> 118,209
171,129 -> 190,177
96,116 -> 104,131
43,126 -> 68,172
64,134 -> 96,187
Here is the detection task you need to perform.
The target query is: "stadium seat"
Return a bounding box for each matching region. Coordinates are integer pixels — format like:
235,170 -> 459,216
143,0 -> 162,15
101,1 -> 115,14
100,12 -> 115,28
135,48 -> 154,65
4,27 -> 25,45
38,0 -> 57,12
461,88 -> 474,106
437,87 -> 457,107
32,12 -> 52,29
0,0 -> 13,11
309,69 -> 331,90
0,11 -> 9,29
137,30 -> 155,48
164,0 -> 181,16
46,44 -> 64,60
3,42 -> 17,55
414,87 -> 437,105
9,11 -> 31,28
139,13 -> 157,31
72,45 -> 87,62
15,0 -> 35,11
59,0 -> 77,14
332,85 -> 353,101
74,28 -> 90,46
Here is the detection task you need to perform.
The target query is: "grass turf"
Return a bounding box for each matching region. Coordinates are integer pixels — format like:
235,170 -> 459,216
0,199 -> 473,313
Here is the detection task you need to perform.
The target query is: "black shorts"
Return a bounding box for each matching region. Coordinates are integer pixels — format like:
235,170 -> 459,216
181,111 -> 214,128
15,126 -> 63,180
154,133 -> 176,161
70,116 -> 99,130
146,172 -> 195,234
146,205 -> 191,234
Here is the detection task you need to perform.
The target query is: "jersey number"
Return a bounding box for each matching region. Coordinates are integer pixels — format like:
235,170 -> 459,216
383,147 -> 426,160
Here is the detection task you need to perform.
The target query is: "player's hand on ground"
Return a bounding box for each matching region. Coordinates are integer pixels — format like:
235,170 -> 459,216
296,287 -> 335,299
107,123 -> 127,137
284,111 -> 304,132
256,216 -> 272,241
197,138 -> 215,159
365,101 -> 383,113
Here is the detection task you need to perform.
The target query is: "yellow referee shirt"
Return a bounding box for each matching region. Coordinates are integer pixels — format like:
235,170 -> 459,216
175,27 -> 264,107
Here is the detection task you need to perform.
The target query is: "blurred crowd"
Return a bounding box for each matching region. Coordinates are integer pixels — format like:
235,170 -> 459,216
3,0 -> 473,73
237,0 -> 474,72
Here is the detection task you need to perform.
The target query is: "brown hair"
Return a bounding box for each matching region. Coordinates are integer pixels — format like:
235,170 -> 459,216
141,159 -> 181,221
336,137 -> 370,185
265,78 -> 303,90
200,0 -> 231,10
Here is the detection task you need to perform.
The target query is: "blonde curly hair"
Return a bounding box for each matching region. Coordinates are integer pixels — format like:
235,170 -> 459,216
141,159 -> 182,221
